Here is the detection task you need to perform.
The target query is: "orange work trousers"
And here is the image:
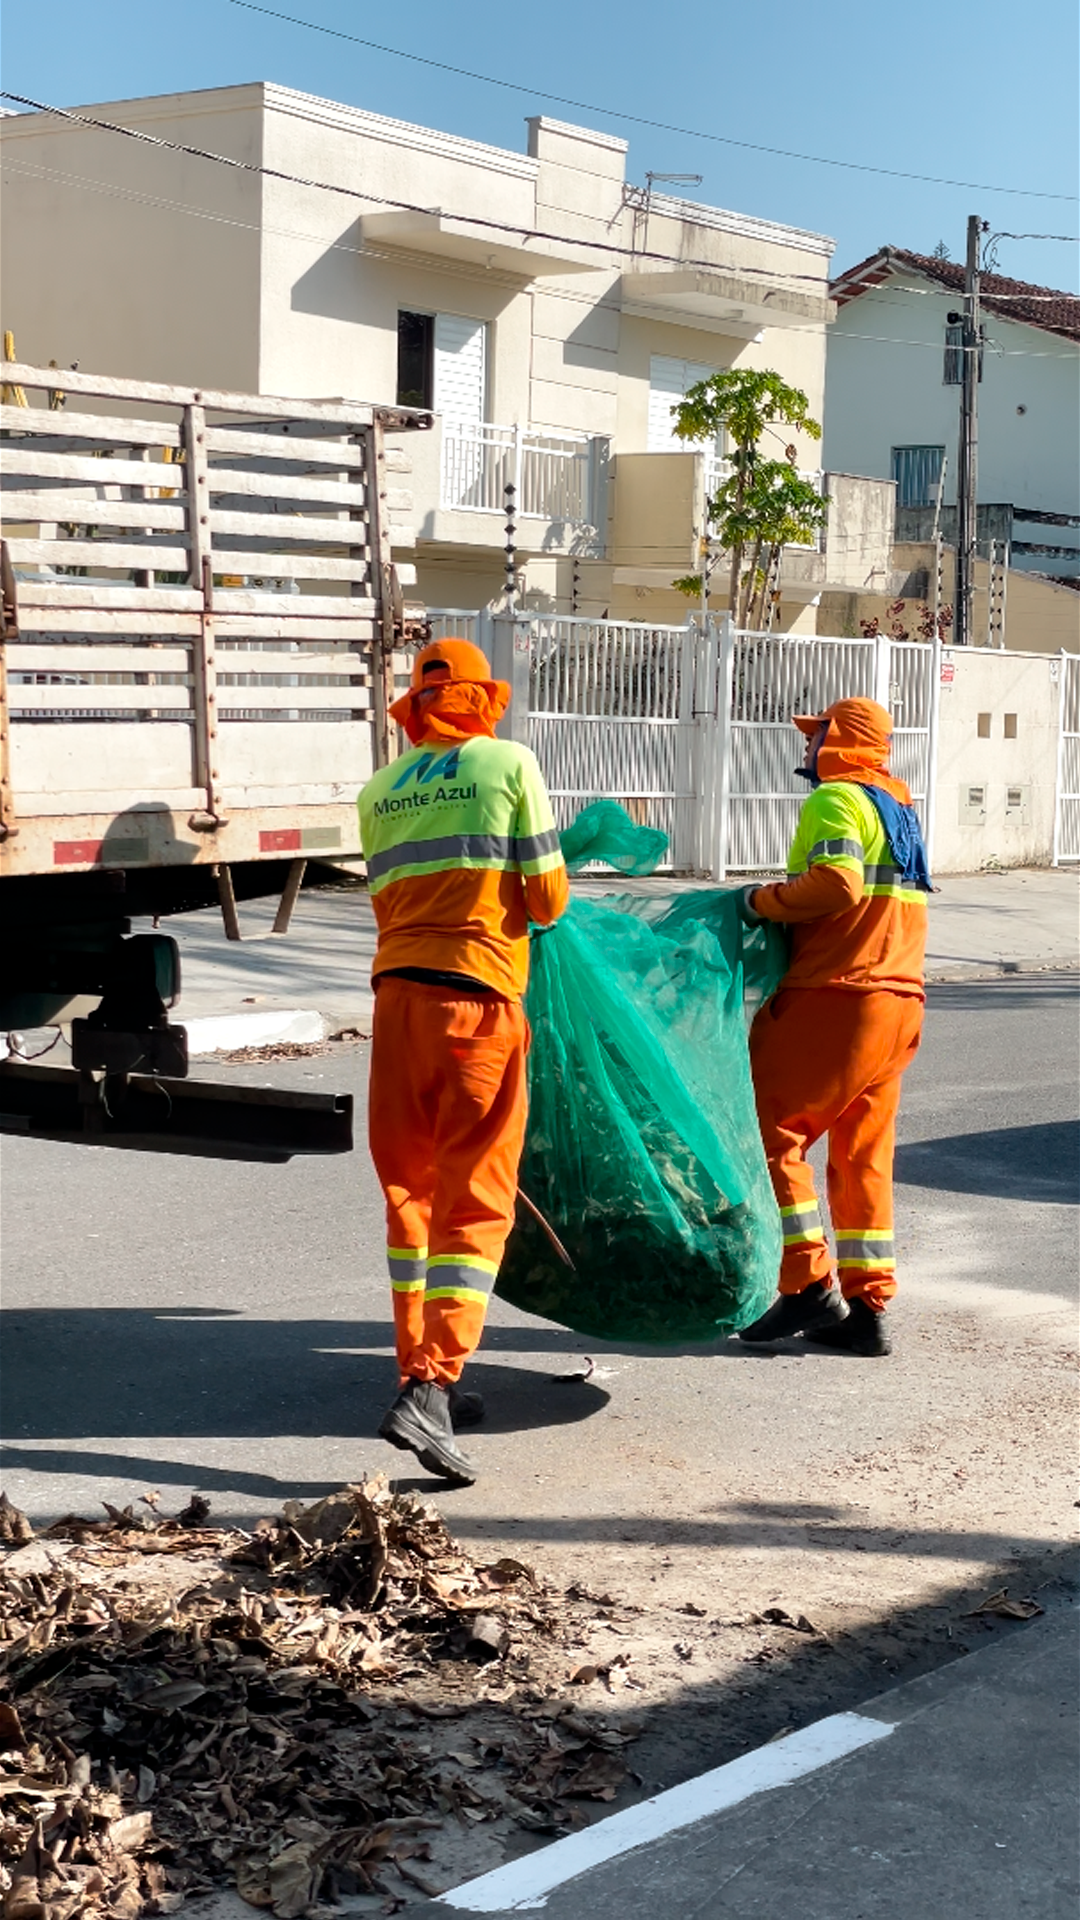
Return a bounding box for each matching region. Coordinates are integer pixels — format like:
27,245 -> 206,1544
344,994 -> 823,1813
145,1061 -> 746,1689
368,975 -> 528,1386
749,986 -> 923,1311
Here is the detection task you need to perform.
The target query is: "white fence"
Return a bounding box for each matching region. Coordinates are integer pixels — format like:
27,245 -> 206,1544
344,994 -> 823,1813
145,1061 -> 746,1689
425,608 -> 480,642
1053,651 -> 1080,864
498,613 -> 939,878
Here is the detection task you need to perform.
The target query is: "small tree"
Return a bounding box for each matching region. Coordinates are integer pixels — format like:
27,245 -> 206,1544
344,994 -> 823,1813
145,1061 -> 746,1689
669,368 -> 827,628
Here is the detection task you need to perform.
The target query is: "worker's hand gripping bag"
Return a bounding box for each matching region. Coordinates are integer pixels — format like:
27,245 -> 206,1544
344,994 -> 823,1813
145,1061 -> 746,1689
495,803 -> 787,1342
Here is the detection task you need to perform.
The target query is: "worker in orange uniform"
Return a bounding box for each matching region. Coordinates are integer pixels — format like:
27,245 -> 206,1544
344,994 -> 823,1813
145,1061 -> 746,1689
738,698 -> 932,1357
358,639 -> 568,1482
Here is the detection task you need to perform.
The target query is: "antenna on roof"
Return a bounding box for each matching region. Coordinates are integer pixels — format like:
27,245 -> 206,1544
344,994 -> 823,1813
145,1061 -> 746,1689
644,171 -> 704,190
639,172 -> 704,252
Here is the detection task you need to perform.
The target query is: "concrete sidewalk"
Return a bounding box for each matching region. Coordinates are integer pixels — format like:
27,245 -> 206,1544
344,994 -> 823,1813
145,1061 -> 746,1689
152,866 -> 1078,1050
432,1605 -> 1079,1918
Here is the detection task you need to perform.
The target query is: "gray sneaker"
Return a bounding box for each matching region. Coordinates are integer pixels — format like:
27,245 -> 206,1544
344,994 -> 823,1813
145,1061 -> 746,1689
379,1379 -> 478,1483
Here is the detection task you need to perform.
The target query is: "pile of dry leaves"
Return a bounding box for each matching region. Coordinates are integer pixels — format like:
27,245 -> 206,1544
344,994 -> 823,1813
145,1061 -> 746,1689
0,1483 -> 643,1917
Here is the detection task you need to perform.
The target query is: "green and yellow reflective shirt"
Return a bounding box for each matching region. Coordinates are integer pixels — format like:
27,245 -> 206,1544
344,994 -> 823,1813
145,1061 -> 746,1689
358,736 -> 568,999
765,780 -> 927,995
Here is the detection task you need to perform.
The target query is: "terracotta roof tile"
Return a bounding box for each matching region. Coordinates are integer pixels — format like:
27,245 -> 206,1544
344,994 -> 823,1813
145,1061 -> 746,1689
830,246 -> 1080,342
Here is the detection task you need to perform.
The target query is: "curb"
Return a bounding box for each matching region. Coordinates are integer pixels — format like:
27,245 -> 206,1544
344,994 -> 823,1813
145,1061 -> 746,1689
182,1009 -> 327,1056
925,957 -> 1079,982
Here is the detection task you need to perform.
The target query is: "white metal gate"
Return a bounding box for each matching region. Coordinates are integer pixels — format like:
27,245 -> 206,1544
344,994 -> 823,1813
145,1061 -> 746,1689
518,615 -> 708,870
1053,652 -> 1080,864
716,625 -> 938,876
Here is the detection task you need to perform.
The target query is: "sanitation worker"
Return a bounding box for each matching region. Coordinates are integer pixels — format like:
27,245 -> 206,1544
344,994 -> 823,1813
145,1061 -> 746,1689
738,697 -> 932,1357
358,638 -> 568,1483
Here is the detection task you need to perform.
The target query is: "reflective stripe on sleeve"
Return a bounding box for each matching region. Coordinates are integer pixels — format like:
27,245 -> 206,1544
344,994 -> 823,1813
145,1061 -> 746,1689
808,837 -> 864,864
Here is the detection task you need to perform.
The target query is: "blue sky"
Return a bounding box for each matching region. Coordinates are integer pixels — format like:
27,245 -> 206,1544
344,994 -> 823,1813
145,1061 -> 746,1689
3,0 -> 1078,291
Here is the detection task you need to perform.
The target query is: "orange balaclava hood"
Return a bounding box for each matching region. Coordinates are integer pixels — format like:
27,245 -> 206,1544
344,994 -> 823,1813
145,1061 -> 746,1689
793,697 -> 911,804
390,637 -> 510,746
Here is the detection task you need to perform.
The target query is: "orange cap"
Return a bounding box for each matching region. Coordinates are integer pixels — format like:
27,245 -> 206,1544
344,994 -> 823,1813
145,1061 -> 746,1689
407,637 -> 498,689
793,698 -> 893,753
390,636 -> 510,739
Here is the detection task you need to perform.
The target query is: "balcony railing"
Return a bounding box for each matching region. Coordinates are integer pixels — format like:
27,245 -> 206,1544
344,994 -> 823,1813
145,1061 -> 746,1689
441,420 -> 605,528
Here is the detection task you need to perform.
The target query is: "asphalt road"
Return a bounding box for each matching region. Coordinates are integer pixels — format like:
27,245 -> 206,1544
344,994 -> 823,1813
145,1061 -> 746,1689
3,972 -> 1076,1515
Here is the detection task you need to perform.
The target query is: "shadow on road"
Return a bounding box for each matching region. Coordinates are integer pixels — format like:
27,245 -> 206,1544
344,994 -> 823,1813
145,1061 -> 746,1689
924,973 -> 1079,1013
895,1118 -> 1079,1203
0,1306 -> 610,1466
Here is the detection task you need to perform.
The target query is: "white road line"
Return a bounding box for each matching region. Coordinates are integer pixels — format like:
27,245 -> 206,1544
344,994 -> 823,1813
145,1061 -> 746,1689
437,1710 -> 894,1913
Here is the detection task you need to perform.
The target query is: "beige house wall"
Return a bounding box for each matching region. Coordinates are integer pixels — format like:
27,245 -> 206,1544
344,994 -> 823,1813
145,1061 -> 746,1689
820,542 -> 1080,654
0,86 -> 265,393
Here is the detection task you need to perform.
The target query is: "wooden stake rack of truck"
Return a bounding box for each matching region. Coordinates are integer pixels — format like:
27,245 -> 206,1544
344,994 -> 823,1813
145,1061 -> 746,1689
0,362 -> 432,1160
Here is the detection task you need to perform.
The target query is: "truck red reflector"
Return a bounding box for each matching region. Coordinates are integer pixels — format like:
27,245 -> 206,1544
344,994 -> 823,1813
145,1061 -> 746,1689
260,828 -> 302,853
55,839 -> 103,865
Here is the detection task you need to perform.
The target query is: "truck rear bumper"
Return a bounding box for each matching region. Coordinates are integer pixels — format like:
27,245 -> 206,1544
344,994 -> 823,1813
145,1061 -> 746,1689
0,1061 -> 353,1162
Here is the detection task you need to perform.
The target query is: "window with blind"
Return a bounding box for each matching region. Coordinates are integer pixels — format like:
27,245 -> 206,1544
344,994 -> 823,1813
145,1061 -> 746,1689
647,355 -> 725,453
397,312 -> 488,421
891,445 -> 946,509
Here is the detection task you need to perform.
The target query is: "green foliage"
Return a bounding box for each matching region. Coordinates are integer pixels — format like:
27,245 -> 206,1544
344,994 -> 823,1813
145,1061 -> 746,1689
670,368 -> 825,627
673,367 -> 822,454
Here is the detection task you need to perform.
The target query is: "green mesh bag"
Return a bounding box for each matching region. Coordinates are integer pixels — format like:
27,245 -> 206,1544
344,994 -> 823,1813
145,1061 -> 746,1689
495,802 -> 787,1343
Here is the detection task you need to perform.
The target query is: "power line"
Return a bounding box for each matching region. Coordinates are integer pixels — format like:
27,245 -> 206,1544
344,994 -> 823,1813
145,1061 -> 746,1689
4,153 -> 1077,358
226,0 -> 1079,203
0,90 -> 832,287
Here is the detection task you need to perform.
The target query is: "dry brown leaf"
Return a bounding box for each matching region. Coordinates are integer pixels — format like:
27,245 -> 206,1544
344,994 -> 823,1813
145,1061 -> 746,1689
559,1750 -> 628,1801
137,1680 -> 207,1713
235,1854 -> 274,1910
0,1495 -> 34,1549
0,1476 -> 646,1918
267,1841 -> 321,1919
108,1812 -> 153,1853
964,1589 -> 1044,1621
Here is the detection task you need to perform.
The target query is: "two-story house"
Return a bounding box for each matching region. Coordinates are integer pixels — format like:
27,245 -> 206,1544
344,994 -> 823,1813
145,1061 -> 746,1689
2,84 -> 894,627
825,247 -> 1080,578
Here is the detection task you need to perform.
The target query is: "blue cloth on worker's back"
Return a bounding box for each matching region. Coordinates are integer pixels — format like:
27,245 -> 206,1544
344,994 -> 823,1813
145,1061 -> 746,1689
862,785 -> 933,891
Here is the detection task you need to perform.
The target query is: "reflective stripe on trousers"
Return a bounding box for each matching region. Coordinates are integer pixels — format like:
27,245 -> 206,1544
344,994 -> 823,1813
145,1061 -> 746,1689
370,978 -> 528,1384
750,986 -> 923,1311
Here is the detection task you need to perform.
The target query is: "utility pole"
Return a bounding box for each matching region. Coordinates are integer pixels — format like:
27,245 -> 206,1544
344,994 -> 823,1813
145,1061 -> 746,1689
954,215 -> 983,647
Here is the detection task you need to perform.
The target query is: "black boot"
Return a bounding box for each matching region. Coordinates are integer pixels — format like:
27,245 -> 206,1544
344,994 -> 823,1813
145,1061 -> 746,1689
738,1281 -> 847,1344
448,1385 -> 485,1429
804,1298 -> 892,1357
379,1379 -> 478,1483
